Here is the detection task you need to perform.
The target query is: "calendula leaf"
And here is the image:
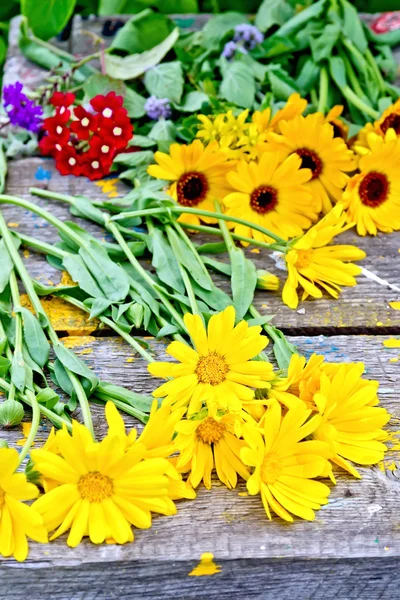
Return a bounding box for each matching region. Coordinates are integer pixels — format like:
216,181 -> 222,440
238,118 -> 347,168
36,387 -> 60,410
11,350 -> 29,391
201,256 -> 231,276
255,0 -> 293,32
310,23 -> 341,63
95,381 -> 154,413
0,356 -> 10,377
62,254 -> 105,298
151,229 -> 185,294
0,239 -> 13,294
79,240 -> 130,302
19,307 -> 50,368
53,344 -> 99,393
85,297 -> 113,320
230,247 -> 257,320
341,0 -> 368,54
196,241 -> 227,254
104,28 -> 179,80
191,280 -> 232,312
166,228 -> 213,291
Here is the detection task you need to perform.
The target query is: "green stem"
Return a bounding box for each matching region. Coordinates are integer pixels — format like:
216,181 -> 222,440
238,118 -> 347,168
342,86 -> 379,120
179,222 -> 287,252
106,219 -> 187,334
110,207 -> 287,245
58,293 -> 155,363
16,232 -> 67,259
173,221 -> 215,285
29,187 -> 148,242
0,377 -> 71,429
365,48 -> 386,95
17,390 -> 40,466
0,211 -> 95,437
92,394 -> 149,424
8,271 -> 22,402
249,305 -> 297,370
338,47 -> 364,98
317,66 -> 329,113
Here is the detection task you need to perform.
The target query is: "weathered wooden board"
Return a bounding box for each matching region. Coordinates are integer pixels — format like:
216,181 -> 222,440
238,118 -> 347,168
2,156 -> 400,334
1,334 -> 400,599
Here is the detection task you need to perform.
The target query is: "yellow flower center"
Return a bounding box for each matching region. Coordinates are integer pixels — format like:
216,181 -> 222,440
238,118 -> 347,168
78,472 -> 114,502
260,453 -> 282,484
295,249 -> 313,269
196,417 -> 226,444
0,488 -> 5,510
196,352 -> 229,385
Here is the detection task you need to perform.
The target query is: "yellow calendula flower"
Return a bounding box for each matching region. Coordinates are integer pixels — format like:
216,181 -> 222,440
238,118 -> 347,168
282,205 -> 366,309
105,401 -> 196,501
0,448 -> 48,561
173,407 -> 249,489
147,139 -> 233,226
196,113 -> 226,144
223,152 -> 317,243
312,364 -> 390,478
266,113 -> 356,213
375,98 -> 400,138
148,306 -> 274,416
242,401 -> 331,521
31,420 -> 178,547
252,93 -> 307,134
342,130 -> 400,236
271,354 -> 390,478
321,105 -> 349,141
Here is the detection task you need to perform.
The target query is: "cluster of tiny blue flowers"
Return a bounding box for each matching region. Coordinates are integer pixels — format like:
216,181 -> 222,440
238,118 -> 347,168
221,23 -> 264,60
3,82 -> 43,132
144,96 -> 172,120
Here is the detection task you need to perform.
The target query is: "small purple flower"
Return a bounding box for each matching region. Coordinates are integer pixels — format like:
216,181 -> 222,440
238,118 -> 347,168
234,24 -> 264,50
144,96 -> 172,120
221,41 -> 238,60
2,82 -> 43,133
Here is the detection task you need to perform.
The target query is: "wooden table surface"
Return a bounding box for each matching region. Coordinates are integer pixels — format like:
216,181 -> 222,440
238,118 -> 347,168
1,14 -> 400,600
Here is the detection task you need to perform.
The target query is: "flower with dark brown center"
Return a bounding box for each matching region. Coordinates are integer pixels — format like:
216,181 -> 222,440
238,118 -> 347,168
296,148 -> 323,180
359,171 -> 390,208
380,113 -> 400,135
177,171 -> 209,206
250,185 -> 278,214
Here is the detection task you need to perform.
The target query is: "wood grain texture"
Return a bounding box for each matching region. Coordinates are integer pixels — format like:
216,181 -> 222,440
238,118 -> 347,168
2,156 -> 400,334
1,335 -> 399,580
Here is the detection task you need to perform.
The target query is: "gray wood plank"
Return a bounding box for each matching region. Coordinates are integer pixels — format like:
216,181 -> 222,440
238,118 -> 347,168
1,334 -> 399,577
2,157 -> 400,333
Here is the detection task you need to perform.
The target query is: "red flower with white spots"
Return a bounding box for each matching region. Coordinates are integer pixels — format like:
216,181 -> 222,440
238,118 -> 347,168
40,91 -> 133,180
70,105 -> 99,140
55,146 -> 81,176
90,91 -> 125,120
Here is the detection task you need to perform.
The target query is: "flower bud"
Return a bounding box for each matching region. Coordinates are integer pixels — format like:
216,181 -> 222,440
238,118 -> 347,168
126,304 -> 144,329
0,400 -> 25,428
256,270 -> 280,291
0,439 -> 8,449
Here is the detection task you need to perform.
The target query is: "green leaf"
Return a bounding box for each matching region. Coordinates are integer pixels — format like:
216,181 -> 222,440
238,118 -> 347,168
0,356 -> 10,377
268,69 -> 300,101
220,62 -> 256,109
21,0 -> 77,40
144,61 -> 184,104
201,256 -> 231,277
105,28 -> 179,80
191,280 -> 231,312
11,350 -> 28,391
110,9 -> 174,54
157,323 -> 180,338
201,12 -> 247,48
310,23 -> 341,63
230,248 -> 257,320
99,0 -> 127,17
295,58 -> 320,93
114,150 -> 154,168
329,56 -> 347,89
62,254 -> 105,299
19,307 -> 50,368
341,0 -> 368,54
166,228 -> 213,291
149,120 -> 177,151
124,87 -> 147,119
83,73 -> 126,100
0,240 -> 12,294
36,387 -> 60,410
276,0 -> 327,37
54,344 -> 99,392
87,298 -> 113,319
255,0 -> 293,32
151,229 -> 185,294
178,91 -> 209,113
79,240 -> 130,302
53,359 -> 74,397
128,135 -> 156,148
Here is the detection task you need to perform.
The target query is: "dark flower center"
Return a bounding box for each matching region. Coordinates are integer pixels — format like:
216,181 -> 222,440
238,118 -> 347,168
380,114 -> 400,135
177,171 -> 209,206
296,148 -> 323,179
331,122 -> 345,139
250,185 -> 278,214
359,171 -> 389,208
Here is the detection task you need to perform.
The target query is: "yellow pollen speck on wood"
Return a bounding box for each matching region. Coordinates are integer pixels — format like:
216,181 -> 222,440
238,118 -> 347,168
188,553 -> 222,577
